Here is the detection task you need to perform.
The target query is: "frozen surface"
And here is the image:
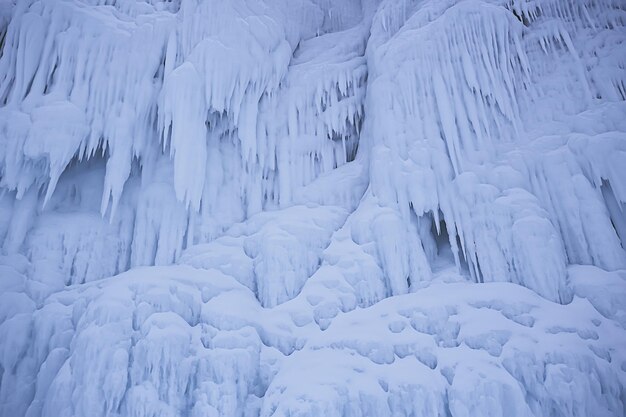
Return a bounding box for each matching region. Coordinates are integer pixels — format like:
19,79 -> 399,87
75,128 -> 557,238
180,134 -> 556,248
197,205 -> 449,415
1,263 -> 625,417
0,0 -> 625,416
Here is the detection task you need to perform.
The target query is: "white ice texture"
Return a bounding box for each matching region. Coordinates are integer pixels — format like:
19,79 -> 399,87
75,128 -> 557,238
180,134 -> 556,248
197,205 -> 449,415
0,0 -> 625,416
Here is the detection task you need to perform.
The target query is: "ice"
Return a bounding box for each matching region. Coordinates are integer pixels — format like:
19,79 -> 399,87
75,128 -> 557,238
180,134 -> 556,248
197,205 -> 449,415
181,205 -> 350,308
264,277 -> 626,417
1,0 -> 626,416
2,263 -> 624,417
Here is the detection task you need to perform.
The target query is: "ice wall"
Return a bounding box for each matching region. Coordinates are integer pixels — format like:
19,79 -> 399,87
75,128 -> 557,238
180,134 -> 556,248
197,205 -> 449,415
0,0 -> 625,416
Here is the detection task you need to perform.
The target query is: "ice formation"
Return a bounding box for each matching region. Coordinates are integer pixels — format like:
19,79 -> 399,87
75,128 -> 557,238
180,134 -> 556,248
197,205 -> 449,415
0,0 -> 625,416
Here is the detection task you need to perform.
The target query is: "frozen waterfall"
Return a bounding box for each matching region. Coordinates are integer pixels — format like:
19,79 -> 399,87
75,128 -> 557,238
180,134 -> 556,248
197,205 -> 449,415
0,0 -> 625,416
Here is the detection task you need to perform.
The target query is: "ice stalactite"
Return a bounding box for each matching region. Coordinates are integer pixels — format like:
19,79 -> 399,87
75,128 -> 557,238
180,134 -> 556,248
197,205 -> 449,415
0,0 -> 371,288
354,0 -> 626,303
260,21 -> 369,208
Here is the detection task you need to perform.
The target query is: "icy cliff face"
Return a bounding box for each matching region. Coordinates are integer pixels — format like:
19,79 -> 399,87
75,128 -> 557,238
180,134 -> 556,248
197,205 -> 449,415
0,0 -> 625,416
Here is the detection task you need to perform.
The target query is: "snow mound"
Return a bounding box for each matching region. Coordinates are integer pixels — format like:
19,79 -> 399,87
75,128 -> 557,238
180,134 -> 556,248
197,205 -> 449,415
1,264 -> 624,417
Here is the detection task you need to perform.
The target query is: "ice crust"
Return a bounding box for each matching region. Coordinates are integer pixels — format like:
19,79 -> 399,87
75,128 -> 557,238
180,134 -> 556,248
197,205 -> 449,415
0,0 -> 625,416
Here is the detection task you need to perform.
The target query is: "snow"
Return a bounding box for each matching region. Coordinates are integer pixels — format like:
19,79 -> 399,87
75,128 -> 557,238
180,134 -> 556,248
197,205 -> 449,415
2,264 -> 624,416
0,0 -> 625,415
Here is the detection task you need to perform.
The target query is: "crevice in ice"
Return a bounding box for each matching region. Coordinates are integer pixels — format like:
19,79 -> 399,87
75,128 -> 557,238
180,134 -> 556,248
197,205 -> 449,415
415,209 -> 470,279
433,215 -> 462,273
508,3 -> 531,27
0,27 -> 7,63
601,179 -> 626,251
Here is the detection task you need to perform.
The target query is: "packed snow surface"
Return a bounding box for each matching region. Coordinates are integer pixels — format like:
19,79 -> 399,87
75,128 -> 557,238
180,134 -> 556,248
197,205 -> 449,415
0,0 -> 625,416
